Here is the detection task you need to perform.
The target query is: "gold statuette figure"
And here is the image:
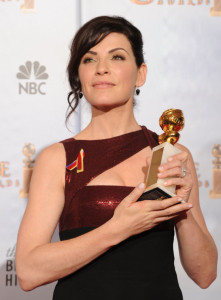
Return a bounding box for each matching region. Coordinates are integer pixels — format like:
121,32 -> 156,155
210,144 -> 221,199
139,109 -> 184,201
19,143 -> 36,198
20,0 -> 36,13
210,0 -> 221,16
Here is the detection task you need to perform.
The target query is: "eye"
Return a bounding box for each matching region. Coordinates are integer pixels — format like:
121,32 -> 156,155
82,57 -> 95,64
112,54 -> 125,61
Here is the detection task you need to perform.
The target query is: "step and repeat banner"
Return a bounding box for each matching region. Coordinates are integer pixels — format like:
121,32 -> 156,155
0,0 -> 220,299
0,1 -> 80,299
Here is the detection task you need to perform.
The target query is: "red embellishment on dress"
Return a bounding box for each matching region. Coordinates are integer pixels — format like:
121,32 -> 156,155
66,149 -> 85,173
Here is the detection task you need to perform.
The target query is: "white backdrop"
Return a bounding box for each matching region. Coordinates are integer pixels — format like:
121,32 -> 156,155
0,0 -> 220,299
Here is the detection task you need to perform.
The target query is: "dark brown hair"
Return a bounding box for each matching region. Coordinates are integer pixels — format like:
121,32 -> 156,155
66,16 -> 145,121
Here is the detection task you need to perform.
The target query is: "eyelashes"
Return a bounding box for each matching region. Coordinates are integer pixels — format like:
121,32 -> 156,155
82,54 -> 126,64
82,57 -> 94,64
112,54 -> 125,61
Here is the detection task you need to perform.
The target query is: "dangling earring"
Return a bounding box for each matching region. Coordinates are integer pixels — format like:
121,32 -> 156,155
79,91 -> 83,99
135,88 -> 140,96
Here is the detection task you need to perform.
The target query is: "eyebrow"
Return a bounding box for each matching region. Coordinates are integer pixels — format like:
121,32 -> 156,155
87,47 -> 129,55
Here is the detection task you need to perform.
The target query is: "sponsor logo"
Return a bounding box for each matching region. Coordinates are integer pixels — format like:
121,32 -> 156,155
16,61 -> 49,95
0,0 -> 36,13
0,162 -> 19,188
131,0 -> 210,5
5,244 -> 17,287
131,0 -> 221,15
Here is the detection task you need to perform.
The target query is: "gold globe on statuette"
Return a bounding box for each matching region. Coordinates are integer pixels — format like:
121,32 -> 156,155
138,109 -> 184,201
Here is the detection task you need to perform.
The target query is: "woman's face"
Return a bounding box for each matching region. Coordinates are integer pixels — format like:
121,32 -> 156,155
78,32 -> 146,111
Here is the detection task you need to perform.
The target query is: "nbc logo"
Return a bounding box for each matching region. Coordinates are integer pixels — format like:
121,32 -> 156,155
16,61 -> 49,95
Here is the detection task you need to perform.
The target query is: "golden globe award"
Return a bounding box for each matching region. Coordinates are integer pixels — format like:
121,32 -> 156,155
19,143 -> 36,198
20,0 -> 36,13
139,109 -> 184,201
210,144 -> 221,199
210,0 -> 221,16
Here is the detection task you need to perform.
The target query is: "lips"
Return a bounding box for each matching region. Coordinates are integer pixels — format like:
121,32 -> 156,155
92,81 -> 115,88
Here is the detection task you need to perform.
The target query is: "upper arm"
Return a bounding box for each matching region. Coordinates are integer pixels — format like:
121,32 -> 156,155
16,143 -> 66,258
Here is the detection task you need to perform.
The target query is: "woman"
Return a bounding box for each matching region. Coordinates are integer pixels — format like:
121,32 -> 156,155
16,16 -> 217,299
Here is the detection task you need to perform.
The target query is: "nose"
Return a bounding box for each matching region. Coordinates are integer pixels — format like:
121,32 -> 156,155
96,59 -> 109,75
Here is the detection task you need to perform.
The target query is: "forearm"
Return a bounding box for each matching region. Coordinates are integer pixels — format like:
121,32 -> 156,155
16,219 -> 121,291
175,211 -> 217,288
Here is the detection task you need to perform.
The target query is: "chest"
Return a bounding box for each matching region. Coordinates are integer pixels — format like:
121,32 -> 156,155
87,146 -> 152,187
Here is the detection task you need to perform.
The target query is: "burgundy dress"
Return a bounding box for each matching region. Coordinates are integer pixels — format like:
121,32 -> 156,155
53,126 -> 183,300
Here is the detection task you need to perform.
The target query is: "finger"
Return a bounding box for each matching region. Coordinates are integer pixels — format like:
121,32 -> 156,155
123,183 -> 146,206
167,151 -> 188,163
158,159 -> 182,172
143,196 -> 184,211
155,211 -> 188,223
158,166 -> 187,179
154,201 -> 192,219
163,176 -> 192,188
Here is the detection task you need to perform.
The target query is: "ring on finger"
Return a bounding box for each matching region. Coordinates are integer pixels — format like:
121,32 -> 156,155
181,167 -> 186,178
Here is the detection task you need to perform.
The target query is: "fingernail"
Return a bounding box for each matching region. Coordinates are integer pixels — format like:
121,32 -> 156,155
177,198 -> 183,202
164,181 -> 168,186
168,157 -> 173,162
138,183 -> 145,190
157,173 -> 162,177
158,166 -> 164,171
188,204 -> 192,208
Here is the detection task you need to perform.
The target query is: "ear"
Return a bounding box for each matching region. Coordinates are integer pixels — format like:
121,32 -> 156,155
136,63 -> 147,87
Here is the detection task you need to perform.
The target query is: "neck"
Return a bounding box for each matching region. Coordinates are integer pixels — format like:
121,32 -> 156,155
82,101 -> 140,140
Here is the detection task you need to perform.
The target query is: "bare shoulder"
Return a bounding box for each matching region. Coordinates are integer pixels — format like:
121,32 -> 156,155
36,143 -> 66,170
32,143 -> 66,188
37,143 -> 65,163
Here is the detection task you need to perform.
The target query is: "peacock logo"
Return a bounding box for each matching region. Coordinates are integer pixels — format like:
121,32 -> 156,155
17,61 -> 48,80
16,61 -> 49,95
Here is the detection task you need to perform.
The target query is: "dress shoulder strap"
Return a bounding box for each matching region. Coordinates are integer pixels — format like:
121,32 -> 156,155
141,126 -> 159,148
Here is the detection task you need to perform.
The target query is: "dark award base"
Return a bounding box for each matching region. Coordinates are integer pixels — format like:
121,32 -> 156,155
137,187 -> 172,201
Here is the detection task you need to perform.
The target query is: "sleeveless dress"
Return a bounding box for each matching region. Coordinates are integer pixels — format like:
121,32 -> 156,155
53,126 -> 183,300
